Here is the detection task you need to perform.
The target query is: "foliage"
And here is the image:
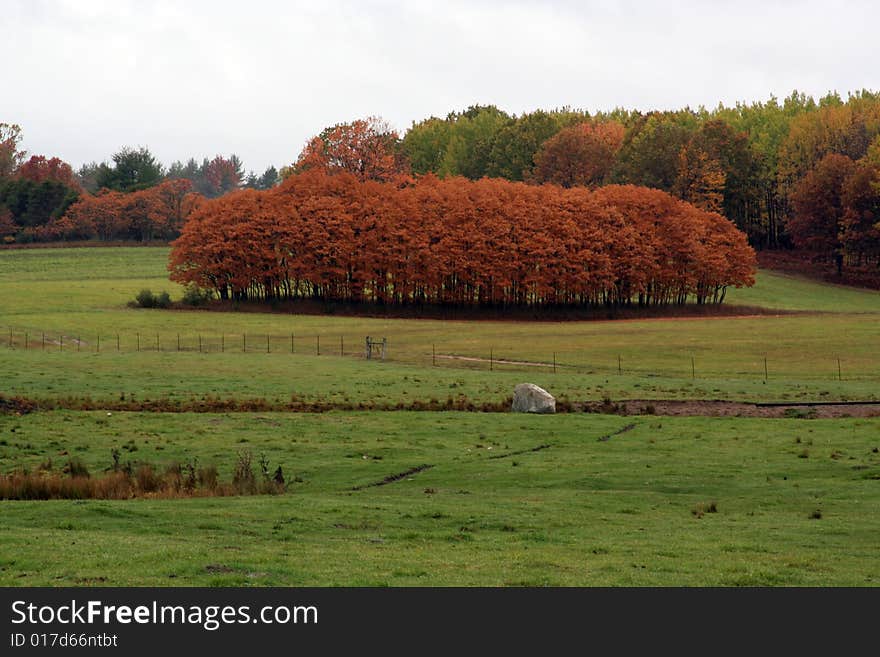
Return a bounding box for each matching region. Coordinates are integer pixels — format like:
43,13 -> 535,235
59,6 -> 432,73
181,283 -> 213,306
170,171 -> 755,307
789,153 -> 880,268
0,123 -> 26,179
95,147 -> 165,192
0,177 -> 79,233
134,289 -> 171,309
42,179 -> 199,242
531,121 -> 624,187
291,116 -> 406,183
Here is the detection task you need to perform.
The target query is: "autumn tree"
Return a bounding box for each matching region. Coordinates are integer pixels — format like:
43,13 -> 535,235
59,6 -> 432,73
171,172 -> 755,309
840,159 -> 880,265
0,207 -> 16,239
788,153 -> 857,269
17,155 -> 80,189
292,116 -> 406,182
673,144 -> 726,212
532,121 -> 624,188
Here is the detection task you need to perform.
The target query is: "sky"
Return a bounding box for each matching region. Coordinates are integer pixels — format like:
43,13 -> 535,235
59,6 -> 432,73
3,0 -> 879,174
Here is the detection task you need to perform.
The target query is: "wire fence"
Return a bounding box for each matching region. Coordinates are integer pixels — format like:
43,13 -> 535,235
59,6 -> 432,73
1,326 -> 873,384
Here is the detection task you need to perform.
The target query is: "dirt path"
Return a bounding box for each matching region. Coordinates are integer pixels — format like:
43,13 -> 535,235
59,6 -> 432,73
578,399 -> 880,418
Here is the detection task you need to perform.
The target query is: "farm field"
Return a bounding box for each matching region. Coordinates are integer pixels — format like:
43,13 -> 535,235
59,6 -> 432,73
1,246 -> 880,586
2,247 -> 880,405
2,411 -> 880,586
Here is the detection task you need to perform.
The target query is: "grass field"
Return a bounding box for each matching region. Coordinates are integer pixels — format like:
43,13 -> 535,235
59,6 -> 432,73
2,247 -> 880,405
2,411 -> 879,586
1,246 -> 880,586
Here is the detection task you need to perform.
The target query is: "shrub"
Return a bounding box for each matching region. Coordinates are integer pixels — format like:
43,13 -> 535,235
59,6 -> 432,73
155,291 -> 171,309
135,289 -> 156,308
134,289 -> 171,309
233,450 -> 256,494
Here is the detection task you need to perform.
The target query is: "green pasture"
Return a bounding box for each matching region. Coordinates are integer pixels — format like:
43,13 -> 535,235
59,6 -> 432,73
1,411 -> 879,586
2,246 -> 880,587
1,247 -> 879,404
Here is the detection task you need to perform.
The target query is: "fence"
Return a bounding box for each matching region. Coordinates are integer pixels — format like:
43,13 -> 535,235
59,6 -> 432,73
1,326 -> 871,384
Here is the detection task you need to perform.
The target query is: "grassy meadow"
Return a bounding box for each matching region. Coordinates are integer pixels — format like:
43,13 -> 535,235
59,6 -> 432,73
1,247 -> 880,405
1,246 -> 880,586
2,411 -> 879,586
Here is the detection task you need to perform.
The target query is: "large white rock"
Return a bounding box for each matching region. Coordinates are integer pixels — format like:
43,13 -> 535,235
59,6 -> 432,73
511,383 -> 556,414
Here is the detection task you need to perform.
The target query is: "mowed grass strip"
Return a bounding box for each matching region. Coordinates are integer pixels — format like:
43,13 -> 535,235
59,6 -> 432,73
1,411 -> 879,586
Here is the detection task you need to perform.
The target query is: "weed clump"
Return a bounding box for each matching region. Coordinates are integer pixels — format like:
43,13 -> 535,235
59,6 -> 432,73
691,501 -> 718,519
0,449 -> 286,500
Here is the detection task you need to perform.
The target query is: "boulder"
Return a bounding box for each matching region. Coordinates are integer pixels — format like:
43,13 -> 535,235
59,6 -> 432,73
511,383 -> 556,414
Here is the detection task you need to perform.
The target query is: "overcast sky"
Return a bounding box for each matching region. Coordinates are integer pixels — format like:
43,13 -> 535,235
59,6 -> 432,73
3,0 -> 878,174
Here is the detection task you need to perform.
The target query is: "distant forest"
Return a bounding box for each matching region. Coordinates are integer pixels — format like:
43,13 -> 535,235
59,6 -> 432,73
2,89 -> 880,276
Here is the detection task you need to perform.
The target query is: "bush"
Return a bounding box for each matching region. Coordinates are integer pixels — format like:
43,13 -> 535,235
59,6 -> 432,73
135,289 -> 156,308
134,289 -> 171,309
155,291 -> 171,308
181,284 -> 213,307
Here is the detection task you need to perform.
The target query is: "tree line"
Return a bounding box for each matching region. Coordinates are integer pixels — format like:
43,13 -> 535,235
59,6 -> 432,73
0,125 -> 274,243
2,88 -> 879,274
169,170 -> 755,308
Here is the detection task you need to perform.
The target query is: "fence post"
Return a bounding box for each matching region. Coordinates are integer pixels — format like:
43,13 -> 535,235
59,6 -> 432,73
177,334 -> 180,352
340,336 -> 344,356
60,334 -> 63,351
618,354 -> 622,375
553,352 -> 556,374
317,335 -> 320,356
490,348 -> 493,371
267,334 -> 270,354
198,335 -> 202,353
291,333 -> 294,354
156,334 -> 159,352
25,332 -> 28,350
42,332 -> 45,350
77,336 -> 80,352
243,333 -> 246,353
8,328 -> 11,348
837,358 -> 842,382
691,355 -> 695,380
432,343 -> 436,366
96,335 -> 99,353
763,356 -> 768,383
221,334 -> 224,353
136,333 -> 140,352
